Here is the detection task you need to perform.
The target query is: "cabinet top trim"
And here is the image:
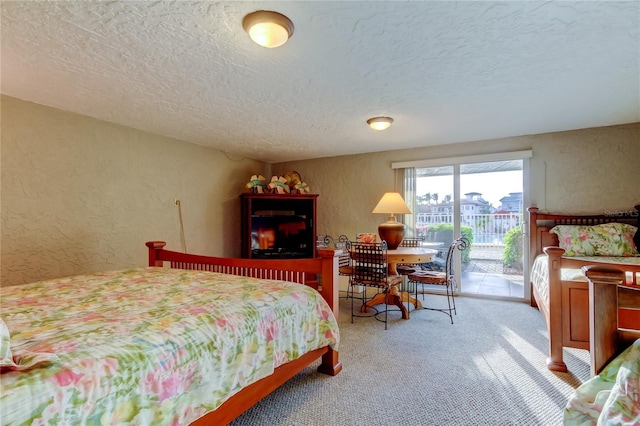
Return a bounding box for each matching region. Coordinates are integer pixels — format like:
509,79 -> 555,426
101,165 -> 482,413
240,193 -> 319,199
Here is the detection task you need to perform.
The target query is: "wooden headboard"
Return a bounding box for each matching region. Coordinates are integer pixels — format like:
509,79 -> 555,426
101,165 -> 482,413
528,205 -> 640,267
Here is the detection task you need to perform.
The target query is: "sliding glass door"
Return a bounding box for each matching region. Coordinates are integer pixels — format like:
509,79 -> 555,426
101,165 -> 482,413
409,158 -> 526,300
459,161 -> 524,299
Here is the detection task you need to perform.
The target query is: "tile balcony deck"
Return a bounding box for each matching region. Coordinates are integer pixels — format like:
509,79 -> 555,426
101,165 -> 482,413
461,245 -> 524,299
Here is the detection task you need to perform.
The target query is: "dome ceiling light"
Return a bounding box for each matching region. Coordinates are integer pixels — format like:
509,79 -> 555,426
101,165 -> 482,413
367,116 -> 394,131
242,10 -> 294,48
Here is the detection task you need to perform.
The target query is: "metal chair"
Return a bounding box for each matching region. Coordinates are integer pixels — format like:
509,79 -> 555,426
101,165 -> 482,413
317,234 -> 351,267
334,235 -> 359,300
349,241 -> 403,329
396,236 -> 427,274
315,235 -> 336,290
399,237 -> 422,248
394,237 -> 426,317
317,234 -> 355,299
316,235 -> 334,250
407,237 -> 469,324
335,235 -> 353,276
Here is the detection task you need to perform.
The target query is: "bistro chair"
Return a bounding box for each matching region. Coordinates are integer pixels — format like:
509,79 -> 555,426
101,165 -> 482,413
317,234 -> 352,275
335,235 -> 353,276
334,235 -> 358,300
395,237 -> 427,317
407,237 -> 469,324
315,235 -> 336,290
399,237 -> 422,248
349,241 -> 403,330
316,235 -> 334,249
317,234 -> 355,299
395,236 -> 429,274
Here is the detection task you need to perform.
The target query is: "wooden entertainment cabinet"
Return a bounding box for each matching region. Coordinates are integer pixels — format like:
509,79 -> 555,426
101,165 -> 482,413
240,193 -> 318,259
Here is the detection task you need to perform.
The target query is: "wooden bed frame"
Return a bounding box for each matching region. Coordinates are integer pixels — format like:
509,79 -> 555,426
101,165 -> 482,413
584,266 -> 640,376
528,206 -> 640,372
146,241 -> 343,426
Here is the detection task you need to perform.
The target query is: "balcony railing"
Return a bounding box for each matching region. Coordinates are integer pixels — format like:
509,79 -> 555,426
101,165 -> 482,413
415,212 -> 522,247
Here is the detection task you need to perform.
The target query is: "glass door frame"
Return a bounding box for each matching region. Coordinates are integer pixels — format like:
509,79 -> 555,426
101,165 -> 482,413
394,151 -> 532,301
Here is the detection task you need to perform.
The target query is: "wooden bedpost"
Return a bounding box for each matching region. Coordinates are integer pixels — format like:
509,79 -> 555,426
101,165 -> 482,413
544,246 -> 568,371
146,241 -> 167,267
528,207 -> 539,272
317,248 -> 340,319
583,265 -> 625,376
528,207 -> 540,308
316,248 -> 342,377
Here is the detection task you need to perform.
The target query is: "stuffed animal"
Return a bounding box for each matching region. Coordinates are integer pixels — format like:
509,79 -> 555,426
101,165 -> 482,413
246,174 -> 266,193
294,182 -> 310,194
268,176 -> 290,194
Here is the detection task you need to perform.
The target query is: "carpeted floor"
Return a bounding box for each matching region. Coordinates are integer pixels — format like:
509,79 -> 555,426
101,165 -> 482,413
230,296 -> 590,426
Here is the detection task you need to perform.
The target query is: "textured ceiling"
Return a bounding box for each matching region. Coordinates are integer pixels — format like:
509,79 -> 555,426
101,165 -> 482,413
2,1 -> 638,163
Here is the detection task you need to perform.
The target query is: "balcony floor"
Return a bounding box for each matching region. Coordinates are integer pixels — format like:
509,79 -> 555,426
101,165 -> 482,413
461,245 -> 524,299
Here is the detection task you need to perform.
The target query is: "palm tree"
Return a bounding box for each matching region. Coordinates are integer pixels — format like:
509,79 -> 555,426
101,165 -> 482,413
418,193 -> 431,205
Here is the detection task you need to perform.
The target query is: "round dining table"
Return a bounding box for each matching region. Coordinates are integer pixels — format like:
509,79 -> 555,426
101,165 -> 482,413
362,246 -> 438,319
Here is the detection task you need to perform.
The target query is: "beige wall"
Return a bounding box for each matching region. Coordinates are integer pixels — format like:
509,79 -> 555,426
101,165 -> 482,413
274,123 -> 640,240
2,95 -> 638,287
1,96 -> 269,286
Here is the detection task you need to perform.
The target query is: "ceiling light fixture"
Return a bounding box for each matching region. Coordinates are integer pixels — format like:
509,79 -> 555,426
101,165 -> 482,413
367,116 -> 394,131
243,10 -> 294,48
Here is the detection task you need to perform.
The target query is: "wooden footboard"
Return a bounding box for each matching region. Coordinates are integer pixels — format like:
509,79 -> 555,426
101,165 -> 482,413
584,266 -> 640,376
146,241 -> 342,425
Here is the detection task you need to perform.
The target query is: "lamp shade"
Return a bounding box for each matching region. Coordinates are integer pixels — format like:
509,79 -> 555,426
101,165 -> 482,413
243,11 -> 294,48
372,192 -> 412,215
372,192 -> 411,250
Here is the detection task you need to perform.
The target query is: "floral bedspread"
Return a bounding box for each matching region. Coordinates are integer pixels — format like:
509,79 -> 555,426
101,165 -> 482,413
530,255 -> 640,306
530,255 -> 587,305
568,256 -> 640,268
0,267 -> 339,425
564,338 -> 640,425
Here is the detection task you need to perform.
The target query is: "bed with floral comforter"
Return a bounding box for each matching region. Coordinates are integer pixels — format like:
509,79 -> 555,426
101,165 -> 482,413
0,267 -> 340,425
530,255 -> 640,307
564,338 -> 640,425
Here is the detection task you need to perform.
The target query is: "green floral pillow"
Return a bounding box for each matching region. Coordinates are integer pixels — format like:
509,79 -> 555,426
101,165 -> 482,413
550,223 -> 639,257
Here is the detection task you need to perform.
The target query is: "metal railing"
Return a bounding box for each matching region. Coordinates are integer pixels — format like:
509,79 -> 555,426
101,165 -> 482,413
415,212 -> 522,247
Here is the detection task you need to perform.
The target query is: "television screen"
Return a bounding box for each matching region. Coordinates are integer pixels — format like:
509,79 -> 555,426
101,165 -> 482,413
250,213 -> 311,258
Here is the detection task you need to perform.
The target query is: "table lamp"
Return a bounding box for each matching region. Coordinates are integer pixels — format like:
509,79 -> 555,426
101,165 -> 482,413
372,192 -> 412,250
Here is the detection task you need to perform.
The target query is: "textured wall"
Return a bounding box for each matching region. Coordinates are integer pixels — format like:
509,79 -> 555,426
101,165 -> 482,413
1,96 -> 269,286
274,123 -> 640,240
2,95 -> 637,287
